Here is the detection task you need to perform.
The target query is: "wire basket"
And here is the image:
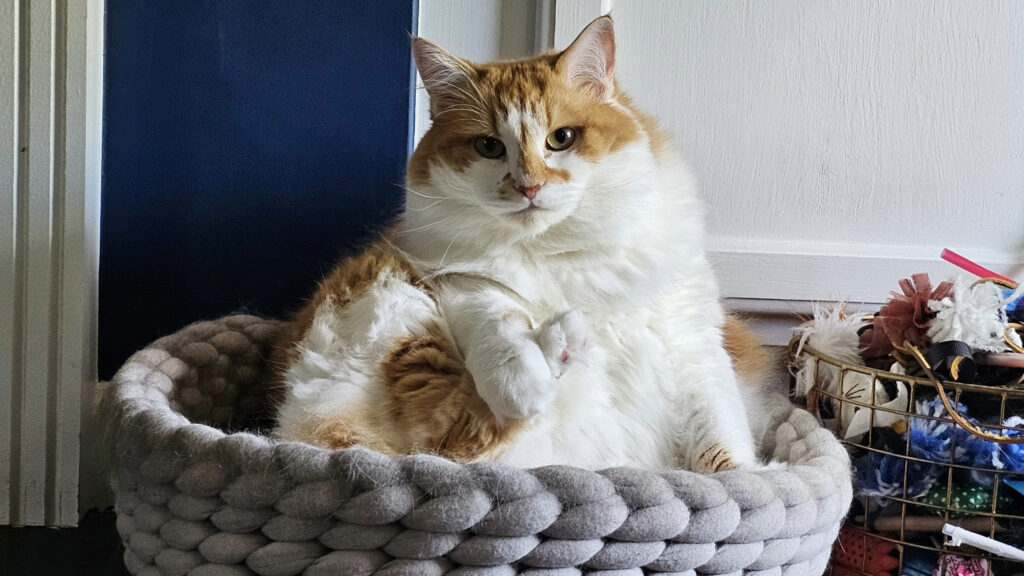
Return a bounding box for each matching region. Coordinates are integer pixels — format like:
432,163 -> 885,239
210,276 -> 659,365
790,337 -> 1024,576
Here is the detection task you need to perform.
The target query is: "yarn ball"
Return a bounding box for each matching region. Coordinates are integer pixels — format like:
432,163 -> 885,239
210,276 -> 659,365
831,525 -> 900,576
918,482 -> 1019,518
854,451 -> 941,500
909,397 -> 997,485
909,398 -> 989,462
929,277 -> 1023,353
860,273 -> 952,358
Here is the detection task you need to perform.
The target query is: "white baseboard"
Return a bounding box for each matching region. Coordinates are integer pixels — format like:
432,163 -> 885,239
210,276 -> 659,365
709,238 -> 1021,304
711,239 -> 1022,346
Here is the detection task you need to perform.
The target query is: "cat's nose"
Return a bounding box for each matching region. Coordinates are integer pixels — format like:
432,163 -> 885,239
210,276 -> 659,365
517,183 -> 542,200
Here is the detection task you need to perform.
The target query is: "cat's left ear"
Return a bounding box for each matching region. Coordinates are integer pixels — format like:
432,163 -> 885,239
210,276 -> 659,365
411,37 -> 478,116
557,15 -> 616,100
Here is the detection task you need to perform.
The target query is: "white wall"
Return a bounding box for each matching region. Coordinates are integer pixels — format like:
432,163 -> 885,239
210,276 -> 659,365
559,1 -> 1024,311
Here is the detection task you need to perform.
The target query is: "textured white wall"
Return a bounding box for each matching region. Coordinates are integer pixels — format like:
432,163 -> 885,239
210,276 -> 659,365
569,1 -> 1024,305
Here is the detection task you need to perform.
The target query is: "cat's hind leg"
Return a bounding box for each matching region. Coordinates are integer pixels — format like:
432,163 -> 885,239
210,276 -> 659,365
671,338 -> 760,473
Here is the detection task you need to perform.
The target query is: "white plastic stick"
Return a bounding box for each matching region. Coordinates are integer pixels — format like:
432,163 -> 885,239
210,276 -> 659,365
942,524 -> 1024,561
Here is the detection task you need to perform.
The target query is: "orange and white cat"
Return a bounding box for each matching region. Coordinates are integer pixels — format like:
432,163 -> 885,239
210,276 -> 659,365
271,16 -> 777,472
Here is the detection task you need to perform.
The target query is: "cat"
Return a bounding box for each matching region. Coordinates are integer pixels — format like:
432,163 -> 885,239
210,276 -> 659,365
270,15 -> 780,472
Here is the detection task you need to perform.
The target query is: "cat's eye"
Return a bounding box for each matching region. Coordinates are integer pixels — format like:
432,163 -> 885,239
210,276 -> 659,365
546,127 -> 577,151
474,136 -> 506,159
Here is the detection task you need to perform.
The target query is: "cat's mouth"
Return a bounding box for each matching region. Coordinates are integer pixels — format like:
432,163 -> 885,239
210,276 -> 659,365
511,202 -> 547,215
509,205 -> 548,221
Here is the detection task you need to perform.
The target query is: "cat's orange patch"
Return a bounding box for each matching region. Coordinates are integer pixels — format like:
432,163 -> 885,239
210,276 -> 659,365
696,442 -> 738,473
269,238 -> 426,406
292,407 -> 392,452
382,325 -> 526,461
722,315 -> 772,384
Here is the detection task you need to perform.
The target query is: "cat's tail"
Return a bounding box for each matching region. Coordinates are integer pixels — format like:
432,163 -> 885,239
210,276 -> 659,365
722,316 -> 794,459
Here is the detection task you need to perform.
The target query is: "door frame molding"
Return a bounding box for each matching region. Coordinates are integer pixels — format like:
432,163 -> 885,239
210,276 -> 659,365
0,0 -> 104,527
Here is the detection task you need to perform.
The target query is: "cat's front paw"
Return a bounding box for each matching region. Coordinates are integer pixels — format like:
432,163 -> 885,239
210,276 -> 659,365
469,310 -> 590,421
501,345 -> 559,419
534,309 -> 590,378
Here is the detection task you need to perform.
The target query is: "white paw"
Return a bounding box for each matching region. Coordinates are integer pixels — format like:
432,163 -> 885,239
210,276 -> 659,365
534,309 -> 590,378
492,343 -> 559,419
469,335 -> 561,421
469,310 -> 591,421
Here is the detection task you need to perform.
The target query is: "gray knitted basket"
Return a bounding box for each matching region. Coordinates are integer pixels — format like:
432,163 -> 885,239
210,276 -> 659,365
104,314 -> 853,576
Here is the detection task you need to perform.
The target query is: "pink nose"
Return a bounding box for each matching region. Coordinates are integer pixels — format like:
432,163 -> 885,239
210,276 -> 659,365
517,184 -> 541,200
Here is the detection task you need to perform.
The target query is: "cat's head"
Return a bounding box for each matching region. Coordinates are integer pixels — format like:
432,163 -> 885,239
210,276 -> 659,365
404,16 -> 671,253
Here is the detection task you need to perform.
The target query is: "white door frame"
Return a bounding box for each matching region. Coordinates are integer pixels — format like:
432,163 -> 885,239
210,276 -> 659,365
0,0 -> 104,527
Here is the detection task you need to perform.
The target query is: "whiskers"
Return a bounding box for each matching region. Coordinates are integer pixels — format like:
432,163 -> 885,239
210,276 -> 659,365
397,183 -> 449,201
406,198 -> 448,212
438,213 -> 499,269
395,215 -> 454,235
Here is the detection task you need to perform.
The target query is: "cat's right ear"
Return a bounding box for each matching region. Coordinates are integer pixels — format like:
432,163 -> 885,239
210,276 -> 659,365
411,37 -> 478,116
557,15 -> 616,100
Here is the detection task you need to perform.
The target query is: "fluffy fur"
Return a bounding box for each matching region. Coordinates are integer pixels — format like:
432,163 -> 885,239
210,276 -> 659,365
272,17 -> 773,472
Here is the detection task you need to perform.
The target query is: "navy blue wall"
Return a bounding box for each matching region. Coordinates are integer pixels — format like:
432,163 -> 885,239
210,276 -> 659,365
100,1 -> 418,378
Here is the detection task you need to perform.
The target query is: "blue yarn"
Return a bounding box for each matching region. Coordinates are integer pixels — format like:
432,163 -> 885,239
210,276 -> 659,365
854,451 -> 941,500
858,397 -> 1020,499
908,423 -> 954,462
909,396 -> 999,485
1004,288 -> 1023,323
993,418 -> 1024,475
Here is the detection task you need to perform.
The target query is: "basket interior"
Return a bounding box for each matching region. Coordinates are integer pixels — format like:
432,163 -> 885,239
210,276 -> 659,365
794,342 -> 1024,574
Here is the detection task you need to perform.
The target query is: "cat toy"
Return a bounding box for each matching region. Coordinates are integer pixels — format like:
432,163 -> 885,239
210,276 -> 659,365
831,525 -> 900,576
940,248 -> 1024,343
854,449 -> 941,500
928,276 -> 1024,353
793,305 -> 911,438
943,524 -> 1024,562
919,481 -> 1019,518
859,273 -> 953,359
993,415 -> 1024,474
794,306 -> 918,442
909,397 -> 995,483
794,303 -> 865,398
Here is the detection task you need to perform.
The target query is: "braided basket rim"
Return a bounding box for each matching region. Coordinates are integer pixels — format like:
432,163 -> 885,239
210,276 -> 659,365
104,314 -> 854,576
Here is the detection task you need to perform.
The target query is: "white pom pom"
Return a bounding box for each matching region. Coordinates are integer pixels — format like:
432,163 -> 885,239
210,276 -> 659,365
793,303 -> 867,397
928,276 -> 1020,352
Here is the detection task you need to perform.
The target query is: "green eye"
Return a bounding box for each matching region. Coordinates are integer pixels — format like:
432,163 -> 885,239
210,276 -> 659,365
546,127 -> 577,151
474,136 -> 506,159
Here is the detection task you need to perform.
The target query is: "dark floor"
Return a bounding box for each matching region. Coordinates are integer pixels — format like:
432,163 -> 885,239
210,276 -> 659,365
0,510 -> 129,575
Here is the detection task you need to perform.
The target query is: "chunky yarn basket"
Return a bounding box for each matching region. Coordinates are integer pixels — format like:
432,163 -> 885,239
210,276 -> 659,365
103,315 -> 853,576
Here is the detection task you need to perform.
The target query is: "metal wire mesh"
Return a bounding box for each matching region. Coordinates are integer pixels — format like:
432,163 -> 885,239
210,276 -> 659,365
790,338 -> 1024,576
